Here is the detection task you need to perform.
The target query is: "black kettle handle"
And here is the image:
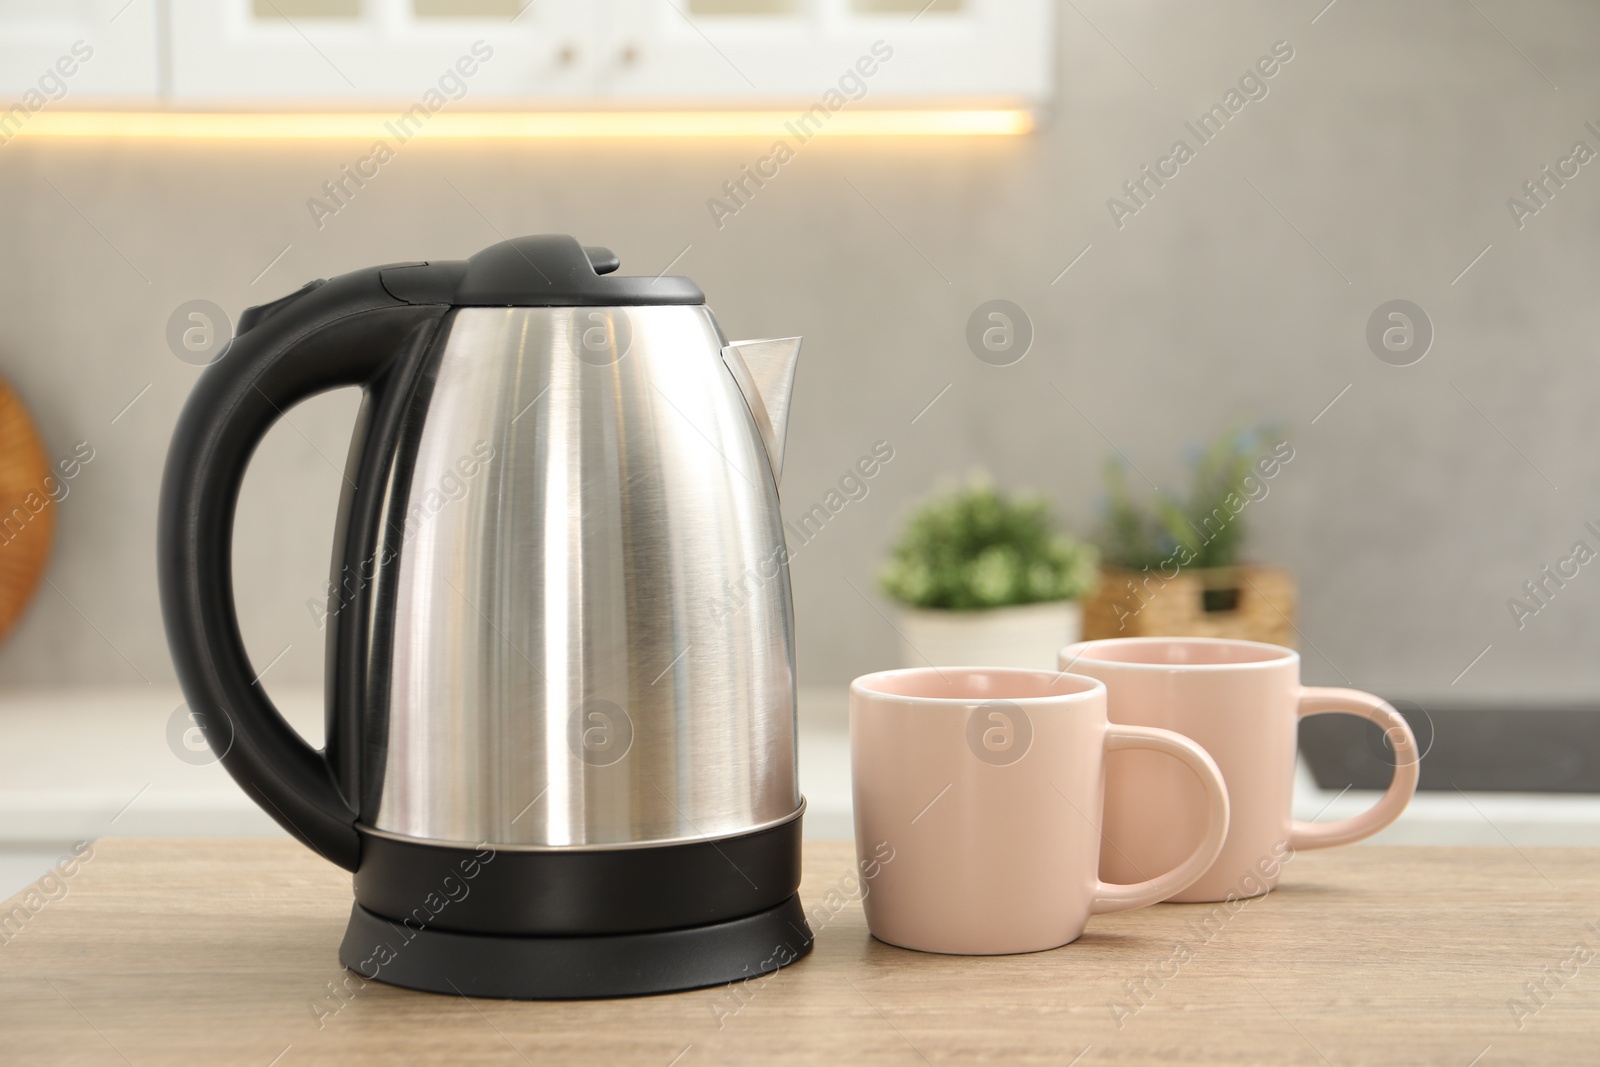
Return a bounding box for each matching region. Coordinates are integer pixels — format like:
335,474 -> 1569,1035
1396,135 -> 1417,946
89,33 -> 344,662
157,267 -> 447,870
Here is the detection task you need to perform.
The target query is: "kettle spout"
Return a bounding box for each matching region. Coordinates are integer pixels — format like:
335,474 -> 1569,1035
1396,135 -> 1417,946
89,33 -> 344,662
722,337 -> 801,483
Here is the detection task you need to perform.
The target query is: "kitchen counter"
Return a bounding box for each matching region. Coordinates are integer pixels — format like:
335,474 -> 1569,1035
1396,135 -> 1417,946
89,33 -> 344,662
2,839 -> 1595,1065
4,687 -> 1599,857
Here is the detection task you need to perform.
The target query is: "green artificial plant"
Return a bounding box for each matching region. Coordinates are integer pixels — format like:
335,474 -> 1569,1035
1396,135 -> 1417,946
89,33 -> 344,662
1099,421 -> 1281,574
879,479 -> 1098,611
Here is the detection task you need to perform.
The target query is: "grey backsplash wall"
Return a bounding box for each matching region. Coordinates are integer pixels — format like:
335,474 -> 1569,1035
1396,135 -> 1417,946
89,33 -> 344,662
0,0 -> 1596,702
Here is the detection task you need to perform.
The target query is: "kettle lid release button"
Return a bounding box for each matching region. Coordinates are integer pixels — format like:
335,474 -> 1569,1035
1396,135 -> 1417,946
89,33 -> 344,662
236,278 -> 328,336
583,246 -> 620,275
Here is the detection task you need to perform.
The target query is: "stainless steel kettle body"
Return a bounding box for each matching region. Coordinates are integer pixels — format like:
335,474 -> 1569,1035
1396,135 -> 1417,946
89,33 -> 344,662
158,236 -> 812,998
371,304 -> 800,849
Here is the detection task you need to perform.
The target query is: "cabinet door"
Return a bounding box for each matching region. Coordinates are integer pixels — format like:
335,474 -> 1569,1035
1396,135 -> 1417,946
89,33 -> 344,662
167,0 -> 599,104
599,0 -> 1051,105
0,0 -> 158,100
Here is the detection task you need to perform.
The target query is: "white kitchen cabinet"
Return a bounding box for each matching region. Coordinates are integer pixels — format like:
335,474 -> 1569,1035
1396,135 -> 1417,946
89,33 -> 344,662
600,0 -> 1052,104
0,0 -> 1051,109
0,0 -> 158,102
165,0 -> 599,104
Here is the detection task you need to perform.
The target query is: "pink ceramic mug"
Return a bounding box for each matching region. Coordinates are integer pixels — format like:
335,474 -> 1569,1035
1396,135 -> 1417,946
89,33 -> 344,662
850,667 -> 1230,955
1060,637 -> 1420,903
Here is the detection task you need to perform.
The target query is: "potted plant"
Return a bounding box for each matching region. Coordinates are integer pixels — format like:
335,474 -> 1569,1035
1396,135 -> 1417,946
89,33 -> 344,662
879,479 -> 1098,669
1084,423 -> 1298,644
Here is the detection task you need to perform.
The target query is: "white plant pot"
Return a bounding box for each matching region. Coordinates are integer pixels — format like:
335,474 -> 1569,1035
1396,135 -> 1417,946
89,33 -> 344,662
893,600 -> 1083,671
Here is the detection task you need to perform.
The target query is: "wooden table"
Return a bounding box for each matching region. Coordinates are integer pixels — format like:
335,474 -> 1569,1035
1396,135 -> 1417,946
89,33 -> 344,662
2,840 -> 1596,1065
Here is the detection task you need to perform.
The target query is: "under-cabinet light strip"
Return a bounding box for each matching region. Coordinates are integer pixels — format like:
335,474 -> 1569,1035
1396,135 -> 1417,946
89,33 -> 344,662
4,109 -> 1033,140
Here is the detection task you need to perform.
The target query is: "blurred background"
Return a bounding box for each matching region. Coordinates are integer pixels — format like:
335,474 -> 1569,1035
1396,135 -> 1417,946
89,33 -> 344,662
1,0 -> 1597,888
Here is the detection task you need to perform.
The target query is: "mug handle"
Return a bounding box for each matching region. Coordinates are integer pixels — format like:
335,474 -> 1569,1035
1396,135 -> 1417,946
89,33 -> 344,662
1290,688 -> 1419,849
1091,725 -> 1231,915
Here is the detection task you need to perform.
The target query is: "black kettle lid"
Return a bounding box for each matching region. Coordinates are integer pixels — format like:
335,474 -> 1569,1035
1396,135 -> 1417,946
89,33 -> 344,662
380,235 -> 704,307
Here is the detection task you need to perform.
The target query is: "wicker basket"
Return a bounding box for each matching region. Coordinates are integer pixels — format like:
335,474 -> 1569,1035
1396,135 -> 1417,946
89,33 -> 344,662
0,377 -> 55,644
1082,564 -> 1297,647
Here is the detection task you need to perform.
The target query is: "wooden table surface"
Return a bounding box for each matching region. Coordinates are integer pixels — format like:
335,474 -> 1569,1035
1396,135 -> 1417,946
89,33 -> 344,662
2,839 -> 1596,1066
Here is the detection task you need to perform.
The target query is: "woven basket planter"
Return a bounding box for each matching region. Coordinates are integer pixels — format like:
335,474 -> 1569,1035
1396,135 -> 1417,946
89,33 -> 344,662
1082,564 -> 1297,646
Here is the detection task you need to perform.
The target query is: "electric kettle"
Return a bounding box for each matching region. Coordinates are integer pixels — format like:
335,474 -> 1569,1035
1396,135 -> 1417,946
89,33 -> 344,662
158,235 -> 810,998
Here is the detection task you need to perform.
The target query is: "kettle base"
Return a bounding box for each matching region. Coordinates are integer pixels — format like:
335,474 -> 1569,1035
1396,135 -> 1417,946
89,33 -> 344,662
338,893 -> 813,1000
